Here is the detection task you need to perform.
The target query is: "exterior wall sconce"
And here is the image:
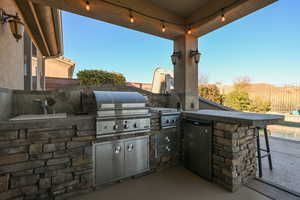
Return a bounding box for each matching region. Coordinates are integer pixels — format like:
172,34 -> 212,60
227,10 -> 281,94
171,51 -> 181,65
0,8 -> 25,42
190,49 -> 201,64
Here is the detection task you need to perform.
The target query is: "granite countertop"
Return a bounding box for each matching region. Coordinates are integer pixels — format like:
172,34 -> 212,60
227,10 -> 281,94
182,109 -> 284,126
0,115 -> 95,130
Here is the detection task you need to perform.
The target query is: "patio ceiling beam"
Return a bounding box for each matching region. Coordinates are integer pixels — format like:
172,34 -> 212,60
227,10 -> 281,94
15,0 -> 63,57
15,0 -> 50,56
27,0 -> 186,40
188,0 -> 278,38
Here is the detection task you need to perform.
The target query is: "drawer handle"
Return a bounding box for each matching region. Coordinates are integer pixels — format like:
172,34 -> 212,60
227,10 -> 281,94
115,146 -> 121,154
166,146 -> 171,152
127,144 -> 134,152
165,136 -> 170,142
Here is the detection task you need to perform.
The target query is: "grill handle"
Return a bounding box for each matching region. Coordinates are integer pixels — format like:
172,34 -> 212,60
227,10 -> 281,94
127,144 -> 134,152
114,146 -> 121,154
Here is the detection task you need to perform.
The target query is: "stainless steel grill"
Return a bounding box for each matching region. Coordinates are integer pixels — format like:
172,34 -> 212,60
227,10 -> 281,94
92,91 -> 151,138
90,91 -> 151,185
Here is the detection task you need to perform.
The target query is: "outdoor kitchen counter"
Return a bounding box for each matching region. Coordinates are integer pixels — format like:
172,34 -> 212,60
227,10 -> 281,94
182,109 -> 284,127
0,115 -> 96,130
182,109 -> 284,192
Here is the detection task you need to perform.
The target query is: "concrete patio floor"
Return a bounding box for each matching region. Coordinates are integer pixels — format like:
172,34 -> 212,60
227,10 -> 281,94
73,166 -> 270,200
260,136 -> 300,195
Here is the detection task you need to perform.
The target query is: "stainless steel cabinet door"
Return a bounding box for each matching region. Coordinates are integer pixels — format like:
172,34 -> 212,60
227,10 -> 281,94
184,120 -> 212,181
94,142 -> 124,185
124,138 -> 149,176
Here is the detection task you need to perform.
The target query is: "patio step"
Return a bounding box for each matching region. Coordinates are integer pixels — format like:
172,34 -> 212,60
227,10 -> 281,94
245,179 -> 300,200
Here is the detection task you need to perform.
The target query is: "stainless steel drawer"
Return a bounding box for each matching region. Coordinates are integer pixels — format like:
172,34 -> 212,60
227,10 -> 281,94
156,143 -> 177,157
155,130 -> 178,158
156,130 -> 177,146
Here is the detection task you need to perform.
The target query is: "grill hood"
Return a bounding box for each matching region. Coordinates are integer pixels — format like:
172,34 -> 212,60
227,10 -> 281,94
93,91 -> 147,104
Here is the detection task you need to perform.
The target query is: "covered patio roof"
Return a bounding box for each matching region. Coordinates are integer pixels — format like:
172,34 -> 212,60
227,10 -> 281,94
27,0 -> 277,40
22,0 -> 278,110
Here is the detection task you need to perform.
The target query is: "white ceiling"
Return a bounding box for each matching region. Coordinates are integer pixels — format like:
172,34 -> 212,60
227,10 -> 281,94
148,0 -> 209,18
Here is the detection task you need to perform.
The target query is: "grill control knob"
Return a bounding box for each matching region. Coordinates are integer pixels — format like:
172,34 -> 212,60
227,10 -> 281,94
134,123 -> 138,128
166,146 -> 171,152
113,125 -> 118,130
165,136 -> 170,142
124,124 -> 128,129
166,119 -> 170,124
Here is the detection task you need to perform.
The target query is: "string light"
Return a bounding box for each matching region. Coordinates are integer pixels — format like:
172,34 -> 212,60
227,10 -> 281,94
81,0 -> 237,32
129,10 -> 134,23
161,21 -> 166,32
85,0 -> 90,11
187,26 -> 192,35
221,9 -> 226,22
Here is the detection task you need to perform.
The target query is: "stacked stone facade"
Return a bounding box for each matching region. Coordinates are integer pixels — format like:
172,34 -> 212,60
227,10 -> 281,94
0,114 -> 180,200
0,115 -> 259,199
0,117 -> 96,200
212,122 -> 257,191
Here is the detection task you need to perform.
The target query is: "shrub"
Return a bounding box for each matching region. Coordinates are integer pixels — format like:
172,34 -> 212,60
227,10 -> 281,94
224,89 -> 252,111
199,84 -> 224,104
224,89 -> 271,113
77,70 -> 126,86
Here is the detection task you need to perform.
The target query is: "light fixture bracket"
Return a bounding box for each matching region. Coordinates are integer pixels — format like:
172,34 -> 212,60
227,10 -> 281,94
0,8 -> 18,24
0,8 -> 24,42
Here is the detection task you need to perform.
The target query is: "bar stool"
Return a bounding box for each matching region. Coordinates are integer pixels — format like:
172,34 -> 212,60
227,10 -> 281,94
256,126 -> 273,178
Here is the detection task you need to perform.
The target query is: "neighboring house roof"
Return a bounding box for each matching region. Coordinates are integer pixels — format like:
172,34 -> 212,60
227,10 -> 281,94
15,1 -> 63,57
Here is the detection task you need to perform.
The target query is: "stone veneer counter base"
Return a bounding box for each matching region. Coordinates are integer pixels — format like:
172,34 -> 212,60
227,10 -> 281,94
181,109 -> 284,192
0,114 -> 176,199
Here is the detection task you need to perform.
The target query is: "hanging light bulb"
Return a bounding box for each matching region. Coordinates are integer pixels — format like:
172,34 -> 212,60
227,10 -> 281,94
85,0 -> 90,11
187,26 -> 192,35
129,10 -> 134,23
221,9 -> 226,22
161,21 -> 166,33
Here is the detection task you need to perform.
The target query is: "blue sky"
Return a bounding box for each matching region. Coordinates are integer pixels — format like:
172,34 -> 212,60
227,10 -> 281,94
62,0 -> 300,85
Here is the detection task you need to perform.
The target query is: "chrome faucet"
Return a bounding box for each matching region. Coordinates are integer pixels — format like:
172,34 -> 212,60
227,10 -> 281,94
33,98 -> 49,115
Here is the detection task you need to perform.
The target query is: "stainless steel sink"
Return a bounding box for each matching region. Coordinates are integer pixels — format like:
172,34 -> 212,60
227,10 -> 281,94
9,113 -> 67,121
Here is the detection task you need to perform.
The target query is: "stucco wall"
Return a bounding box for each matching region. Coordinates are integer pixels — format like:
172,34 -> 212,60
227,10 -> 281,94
0,0 -> 24,90
45,58 -> 75,78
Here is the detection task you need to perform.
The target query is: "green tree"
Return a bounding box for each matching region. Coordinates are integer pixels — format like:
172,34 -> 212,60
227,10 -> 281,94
199,84 -> 224,104
248,96 -> 271,113
224,89 -> 252,111
77,70 -> 126,86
